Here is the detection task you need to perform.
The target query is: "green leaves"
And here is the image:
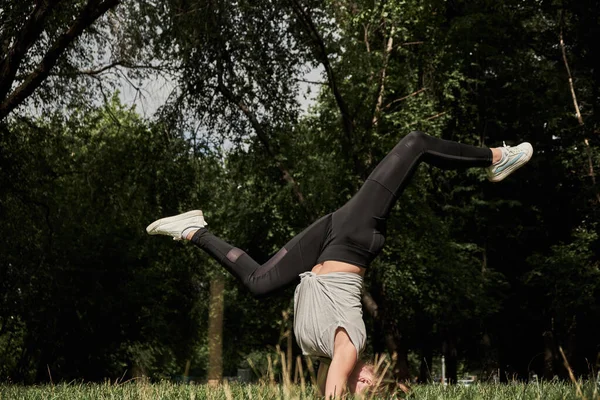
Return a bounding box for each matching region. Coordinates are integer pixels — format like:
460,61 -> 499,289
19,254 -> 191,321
0,98 -> 216,381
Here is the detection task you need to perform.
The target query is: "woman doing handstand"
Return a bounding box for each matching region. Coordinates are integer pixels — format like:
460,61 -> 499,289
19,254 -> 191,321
146,131 -> 533,398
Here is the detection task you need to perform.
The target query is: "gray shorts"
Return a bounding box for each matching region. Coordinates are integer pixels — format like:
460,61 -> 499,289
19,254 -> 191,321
293,272 -> 366,359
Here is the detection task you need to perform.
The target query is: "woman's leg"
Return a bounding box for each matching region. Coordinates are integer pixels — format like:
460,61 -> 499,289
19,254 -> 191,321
323,131 -> 531,266
349,130 -> 493,219
147,211 -> 332,298
190,214 -> 331,297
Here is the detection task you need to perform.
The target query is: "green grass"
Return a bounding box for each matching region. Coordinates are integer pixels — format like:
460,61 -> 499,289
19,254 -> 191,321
0,381 -> 599,400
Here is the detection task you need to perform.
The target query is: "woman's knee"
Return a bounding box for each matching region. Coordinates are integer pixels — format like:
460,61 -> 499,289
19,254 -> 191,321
404,131 -> 430,148
244,277 -> 277,299
392,131 -> 430,155
246,284 -> 269,299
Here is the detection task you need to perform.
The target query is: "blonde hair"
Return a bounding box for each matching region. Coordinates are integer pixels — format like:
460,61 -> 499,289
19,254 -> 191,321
362,361 -> 411,398
366,380 -> 411,398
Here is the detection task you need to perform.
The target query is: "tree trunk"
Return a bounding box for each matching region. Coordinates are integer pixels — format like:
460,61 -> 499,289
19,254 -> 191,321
542,330 -> 555,380
566,315 -> 577,376
384,326 -> 410,381
480,332 -> 497,380
416,316 -> 433,383
362,290 -> 411,382
442,336 -> 458,384
208,275 -> 225,386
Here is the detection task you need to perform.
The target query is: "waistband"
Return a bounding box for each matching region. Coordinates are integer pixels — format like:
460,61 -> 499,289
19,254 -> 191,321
316,244 -> 376,268
298,271 -> 364,282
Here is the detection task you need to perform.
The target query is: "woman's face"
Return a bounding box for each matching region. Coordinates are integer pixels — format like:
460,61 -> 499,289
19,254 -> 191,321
347,362 -> 375,394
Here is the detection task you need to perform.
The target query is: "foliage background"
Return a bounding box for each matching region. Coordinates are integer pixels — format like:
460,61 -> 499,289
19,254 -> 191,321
0,0 -> 598,384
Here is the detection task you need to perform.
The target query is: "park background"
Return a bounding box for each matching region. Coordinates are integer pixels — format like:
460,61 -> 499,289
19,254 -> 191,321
0,0 -> 599,388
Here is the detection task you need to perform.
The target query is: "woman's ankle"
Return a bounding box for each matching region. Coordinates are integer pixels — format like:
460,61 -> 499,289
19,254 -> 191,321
184,229 -> 200,241
491,147 -> 504,164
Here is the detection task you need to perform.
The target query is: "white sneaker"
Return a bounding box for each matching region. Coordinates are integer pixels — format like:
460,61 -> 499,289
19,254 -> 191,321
487,142 -> 533,182
146,210 -> 207,240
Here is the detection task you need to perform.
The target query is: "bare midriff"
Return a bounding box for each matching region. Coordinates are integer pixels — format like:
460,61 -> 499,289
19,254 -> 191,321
311,260 -> 366,277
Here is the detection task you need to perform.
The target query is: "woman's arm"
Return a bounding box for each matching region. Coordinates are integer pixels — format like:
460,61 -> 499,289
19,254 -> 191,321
325,328 -> 358,398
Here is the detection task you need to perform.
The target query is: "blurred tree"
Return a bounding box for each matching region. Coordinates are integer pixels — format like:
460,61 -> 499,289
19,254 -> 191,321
0,96 -> 219,382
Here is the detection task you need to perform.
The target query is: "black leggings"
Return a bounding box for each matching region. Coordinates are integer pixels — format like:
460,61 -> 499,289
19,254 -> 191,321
191,131 -> 492,297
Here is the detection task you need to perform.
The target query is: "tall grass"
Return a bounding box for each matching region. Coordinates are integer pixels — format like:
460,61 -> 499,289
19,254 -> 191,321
3,330 -> 597,399
1,381 -> 599,400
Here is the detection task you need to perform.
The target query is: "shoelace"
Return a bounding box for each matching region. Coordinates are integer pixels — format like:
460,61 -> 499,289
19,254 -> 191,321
494,142 -> 516,166
504,141 -> 525,157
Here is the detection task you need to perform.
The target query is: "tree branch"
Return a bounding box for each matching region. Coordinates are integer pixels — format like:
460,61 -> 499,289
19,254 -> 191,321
383,88 -> 427,110
289,0 -> 354,141
559,31 -> 583,126
0,0 -> 60,101
395,41 -> 424,48
559,13 -> 600,204
14,61 -> 172,81
409,111 -> 447,125
369,26 -> 395,131
216,60 -> 306,206
0,0 -> 122,120
59,61 -> 169,76
295,78 -> 327,86
364,23 -> 371,53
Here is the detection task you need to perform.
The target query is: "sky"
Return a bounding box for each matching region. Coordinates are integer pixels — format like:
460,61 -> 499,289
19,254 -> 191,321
118,67 -> 324,119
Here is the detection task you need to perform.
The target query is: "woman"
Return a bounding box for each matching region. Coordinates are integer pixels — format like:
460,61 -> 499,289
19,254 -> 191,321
146,131 -> 533,397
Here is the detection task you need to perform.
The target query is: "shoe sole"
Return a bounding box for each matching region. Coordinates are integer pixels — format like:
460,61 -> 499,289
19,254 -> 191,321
146,210 -> 204,235
489,143 -> 533,182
